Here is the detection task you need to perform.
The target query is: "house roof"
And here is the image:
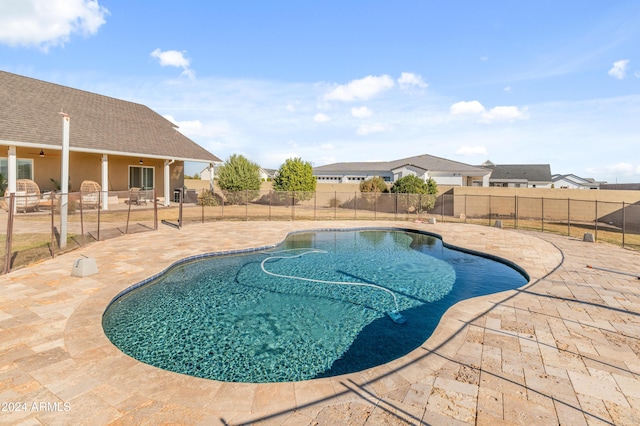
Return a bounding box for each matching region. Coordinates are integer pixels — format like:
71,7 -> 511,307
0,71 -> 221,163
314,154 -> 491,175
551,174 -> 600,188
483,164 -> 552,182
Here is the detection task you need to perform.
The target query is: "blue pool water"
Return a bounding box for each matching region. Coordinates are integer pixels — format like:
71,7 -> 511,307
102,229 -> 528,383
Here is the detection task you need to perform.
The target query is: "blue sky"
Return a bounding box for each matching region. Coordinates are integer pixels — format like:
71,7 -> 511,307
1,1 -> 639,183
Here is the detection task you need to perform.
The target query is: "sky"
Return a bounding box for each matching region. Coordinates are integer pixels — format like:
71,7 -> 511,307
1,1 -> 639,183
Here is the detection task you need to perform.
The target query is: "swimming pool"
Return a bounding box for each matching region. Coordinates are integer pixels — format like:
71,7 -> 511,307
102,228 -> 528,383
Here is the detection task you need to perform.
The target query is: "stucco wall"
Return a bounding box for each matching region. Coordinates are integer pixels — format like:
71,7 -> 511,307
3,145 -> 184,195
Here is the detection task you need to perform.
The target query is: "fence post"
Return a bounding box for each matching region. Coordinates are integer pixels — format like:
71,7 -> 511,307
464,194 -> 467,223
441,194 -> 444,222
541,197 -> 544,233
79,192 -> 85,246
153,188 -> 158,230
595,200 -> 598,241
97,191 -> 102,241
4,194 -> 15,274
334,191 -> 337,220
374,190 -> 377,220
314,191 -> 317,221
51,193 -> 56,256
201,189 -> 204,223
126,188 -> 132,234
395,192 -> 398,221
354,191 -> 357,219
178,189 -> 183,228
622,201 -> 626,248
567,198 -> 571,237
515,195 -> 518,229
489,194 -> 492,226
269,191 -> 272,221
246,190 -> 249,221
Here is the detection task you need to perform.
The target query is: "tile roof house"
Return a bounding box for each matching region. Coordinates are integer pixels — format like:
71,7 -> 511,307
313,154 -> 492,186
1,70 -> 221,208
480,161 -> 553,188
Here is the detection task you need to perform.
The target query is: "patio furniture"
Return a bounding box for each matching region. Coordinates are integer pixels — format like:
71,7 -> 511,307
3,179 -> 41,212
80,180 -> 101,208
128,187 -> 147,205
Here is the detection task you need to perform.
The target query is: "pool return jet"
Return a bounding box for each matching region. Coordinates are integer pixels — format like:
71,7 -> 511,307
260,249 -> 407,324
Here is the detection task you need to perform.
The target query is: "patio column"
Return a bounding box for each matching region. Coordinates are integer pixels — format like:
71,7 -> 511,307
7,145 -> 16,194
60,112 -> 70,249
101,154 -> 109,210
7,146 -> 16,213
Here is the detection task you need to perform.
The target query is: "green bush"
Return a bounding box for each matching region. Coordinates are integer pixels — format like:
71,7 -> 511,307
216,154 -> 261,204
390,175 -> 438,213
197,190 -> 220,206
273,157 -> 316,204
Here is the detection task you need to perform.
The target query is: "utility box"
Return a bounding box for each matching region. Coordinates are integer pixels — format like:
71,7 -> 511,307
72,257 -> 98,277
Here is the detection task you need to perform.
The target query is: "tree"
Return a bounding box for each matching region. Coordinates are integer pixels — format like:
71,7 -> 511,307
216,154 -> 261,204
359,176 -> 389,193
390,175 -> 438,213
273,157 -> 316,203
359,176 -> 389,210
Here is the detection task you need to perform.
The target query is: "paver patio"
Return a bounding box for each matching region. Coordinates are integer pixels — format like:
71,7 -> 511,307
1,220 -> 639,425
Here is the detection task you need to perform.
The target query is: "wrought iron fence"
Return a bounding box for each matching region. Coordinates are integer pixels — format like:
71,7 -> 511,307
2,188 -> 638,273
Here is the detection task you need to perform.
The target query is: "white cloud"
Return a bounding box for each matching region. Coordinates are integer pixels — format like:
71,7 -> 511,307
450,100 -> 486,115
456,146 -> 487,156
0,0 -> 109,50
504,86 -> 512,92
481,106 -> 527,123
635,71 -> 640,79
608,59 -> 629,79
351,106 -> 372,118
450,101 -> 526,123
397,72 -> 428,90
286,103 -> 296,112
356,123 -> 386,135
151,48 -> 195,79
314,113 -> 330,123
324,75 -> 394,102
480,55 -> 489,62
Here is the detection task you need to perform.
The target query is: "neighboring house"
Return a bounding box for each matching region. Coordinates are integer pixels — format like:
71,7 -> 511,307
1,71 -> 221,208
259,168 -> 277,181
480,161 -> 553,188
552,174 -> 601,189
314,154 -> 492,187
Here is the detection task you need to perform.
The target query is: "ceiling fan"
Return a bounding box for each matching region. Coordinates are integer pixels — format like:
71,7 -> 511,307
27,149 -> 61,157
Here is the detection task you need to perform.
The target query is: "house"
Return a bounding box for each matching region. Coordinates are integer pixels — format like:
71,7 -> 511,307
480,161 -> 552,188
1,70 -> 221,208
313,154 -> 492,187
552,174 -> 601,189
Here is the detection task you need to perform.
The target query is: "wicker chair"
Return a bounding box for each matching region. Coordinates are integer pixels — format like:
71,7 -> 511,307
80,180 -> 101,209
3,179 -> 41,212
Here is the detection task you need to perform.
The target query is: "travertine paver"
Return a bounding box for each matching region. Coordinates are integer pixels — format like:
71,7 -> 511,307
0,220 -> 639,425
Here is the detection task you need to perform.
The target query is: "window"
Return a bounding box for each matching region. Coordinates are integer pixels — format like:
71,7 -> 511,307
129,166 -> 154,189
0,158 -> 34,180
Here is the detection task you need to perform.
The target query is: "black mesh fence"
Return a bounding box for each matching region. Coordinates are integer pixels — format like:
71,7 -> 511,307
2,189 -> 638,273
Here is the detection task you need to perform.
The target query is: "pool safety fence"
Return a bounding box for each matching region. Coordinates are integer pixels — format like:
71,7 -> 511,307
1,189 -> 639,273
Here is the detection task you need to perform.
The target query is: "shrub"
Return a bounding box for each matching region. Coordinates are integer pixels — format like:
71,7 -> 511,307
216,155 -> 261,204
273,157 -> 316,204
390,175 -> 438,213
